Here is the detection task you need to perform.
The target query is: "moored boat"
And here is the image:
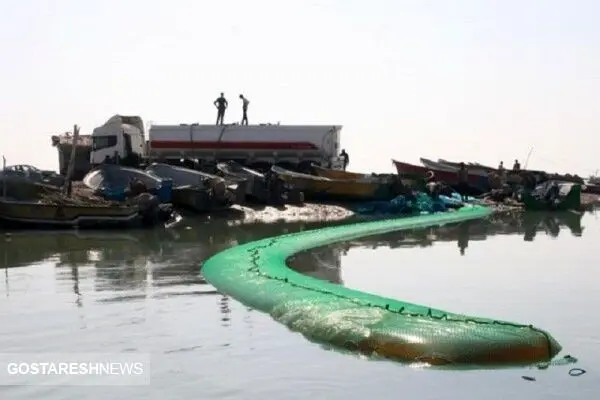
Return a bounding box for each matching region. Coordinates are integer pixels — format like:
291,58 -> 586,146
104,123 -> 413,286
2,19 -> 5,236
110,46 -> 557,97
521,181 -> 582,211
83,164 -> 173,202
271,166 -> 401,201
215,161 -> 273,203
437,159 -> 497,173
582,183 -> 600,195
420,158 -> 491,177
145,163 -> 245,212
0,198 -> 178,229
310,164 -> 371,180
437,158 -> 588,188
392,159 -> 490,189
216,161 -> 305,204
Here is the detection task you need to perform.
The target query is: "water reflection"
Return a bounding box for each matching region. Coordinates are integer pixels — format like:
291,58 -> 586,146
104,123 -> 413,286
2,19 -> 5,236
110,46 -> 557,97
0,211 -> 585,307
336,211 -> 585,256
0,211 -> 592,396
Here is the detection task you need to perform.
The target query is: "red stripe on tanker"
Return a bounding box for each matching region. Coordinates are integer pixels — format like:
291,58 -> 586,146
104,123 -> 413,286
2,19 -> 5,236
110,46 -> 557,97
149,140 -> 319,150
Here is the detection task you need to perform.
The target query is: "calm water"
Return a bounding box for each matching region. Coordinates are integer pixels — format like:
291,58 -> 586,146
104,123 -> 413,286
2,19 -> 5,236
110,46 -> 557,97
0,210 -> 597,399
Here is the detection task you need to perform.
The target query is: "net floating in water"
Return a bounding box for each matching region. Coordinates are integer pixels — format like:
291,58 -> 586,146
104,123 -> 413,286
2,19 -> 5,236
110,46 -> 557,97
202,205 -> 562,366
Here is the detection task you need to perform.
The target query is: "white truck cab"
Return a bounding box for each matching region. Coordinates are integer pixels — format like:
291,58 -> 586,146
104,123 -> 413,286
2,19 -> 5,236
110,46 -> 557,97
90,115 -> 145,165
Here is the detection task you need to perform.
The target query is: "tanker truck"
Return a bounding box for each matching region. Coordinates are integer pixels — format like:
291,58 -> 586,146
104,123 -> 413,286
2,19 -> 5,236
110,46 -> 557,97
86,115 -> 344,173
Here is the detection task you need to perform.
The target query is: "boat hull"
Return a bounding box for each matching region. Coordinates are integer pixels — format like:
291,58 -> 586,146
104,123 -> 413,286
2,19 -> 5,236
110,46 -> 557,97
272,166 -> 398,201
420,158 -> 490,177
522,183 -> 582,211
146,163 -> 244,209
83,164 -> 173,203
393,159 -> 489,189
437,159 -> 497,173
311,165 -> 371,180
0,200 -> 154,229
215,162 -> 272,202
171,185 -> 239,213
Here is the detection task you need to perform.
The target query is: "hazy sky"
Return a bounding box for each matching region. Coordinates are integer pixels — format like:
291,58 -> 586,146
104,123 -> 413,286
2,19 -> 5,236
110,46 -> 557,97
1,0 -> 599,175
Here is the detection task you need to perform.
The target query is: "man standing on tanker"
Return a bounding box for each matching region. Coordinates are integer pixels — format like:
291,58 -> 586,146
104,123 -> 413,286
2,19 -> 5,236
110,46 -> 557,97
239,94 -> 249,125
214,93 -> 228,125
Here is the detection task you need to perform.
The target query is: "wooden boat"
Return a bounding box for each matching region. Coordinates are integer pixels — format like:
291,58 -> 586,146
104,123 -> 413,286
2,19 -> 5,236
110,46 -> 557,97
438,158 -> 588,187
216,161 -> 305,204
437,159 -> 497,172
145,163 -> 245,212
215,161 -> 270,202
392,159 -> 489,189
521,182 -> 581,211
0,198 -> 177,229
83,164 -> 173,202
271,166 -> 400,201
420,158 -> 491,177
310,164 -> 371,180
582,183 -> 600,195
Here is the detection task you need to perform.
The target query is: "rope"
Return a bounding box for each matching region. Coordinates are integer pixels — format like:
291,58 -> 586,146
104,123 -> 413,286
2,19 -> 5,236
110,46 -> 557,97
239,239 -> 549,330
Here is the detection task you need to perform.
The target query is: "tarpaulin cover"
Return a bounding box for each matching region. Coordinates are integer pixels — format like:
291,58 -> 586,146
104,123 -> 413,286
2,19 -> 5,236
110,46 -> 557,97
355,192 -> 479,215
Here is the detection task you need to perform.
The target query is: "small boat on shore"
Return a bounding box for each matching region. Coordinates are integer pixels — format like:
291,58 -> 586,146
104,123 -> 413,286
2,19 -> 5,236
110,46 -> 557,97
582,183 -> 600,195
310,164 -> 371,180
216,161 -> 271,203
420,158 -> 491,177
0,197 -> 178,229
271,166 -> 401,201
521,181 -> 582,211
216,161 -> 305,204
437,159 -> 497,173
436,158 -> 588,187
145,163 -> 245,212
83,164 -> 173,202
392,159 -> 490,189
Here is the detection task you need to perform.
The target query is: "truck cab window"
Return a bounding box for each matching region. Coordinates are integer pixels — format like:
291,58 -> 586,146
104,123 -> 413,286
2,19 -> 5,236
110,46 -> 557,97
92,135 -> 118,150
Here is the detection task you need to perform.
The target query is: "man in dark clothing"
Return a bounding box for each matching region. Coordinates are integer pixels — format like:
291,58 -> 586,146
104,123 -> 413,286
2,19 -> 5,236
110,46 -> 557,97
239,94 -> 249,125
512,159 -> 521,173
456,162 -> 470,201
214,93 -> 228,125
340,149 -> 349,170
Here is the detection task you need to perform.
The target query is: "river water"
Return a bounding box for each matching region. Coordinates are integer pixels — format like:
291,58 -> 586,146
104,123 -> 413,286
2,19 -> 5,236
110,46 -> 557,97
0,210 -> 597,399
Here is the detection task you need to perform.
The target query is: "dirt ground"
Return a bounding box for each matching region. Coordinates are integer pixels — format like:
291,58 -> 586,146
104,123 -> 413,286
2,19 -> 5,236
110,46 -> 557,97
226,193 -> 600,225
231,202 -> 356,224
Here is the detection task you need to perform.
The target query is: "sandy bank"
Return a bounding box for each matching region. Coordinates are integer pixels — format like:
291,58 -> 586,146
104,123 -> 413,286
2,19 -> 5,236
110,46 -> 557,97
183,192 -> 600,226
230,202 -> 356,224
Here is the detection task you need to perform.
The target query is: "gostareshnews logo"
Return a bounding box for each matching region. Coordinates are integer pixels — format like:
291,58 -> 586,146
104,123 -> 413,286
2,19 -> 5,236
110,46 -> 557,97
0,353 -> 150,386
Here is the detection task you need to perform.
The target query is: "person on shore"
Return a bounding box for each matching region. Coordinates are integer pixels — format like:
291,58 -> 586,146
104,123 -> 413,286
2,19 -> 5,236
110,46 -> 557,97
456,162 -> 470,201
214,93 -> 228,125
340,149 -> 349,170
239,94 -> 249,125
512,159 -> 521,173
497,161 -> 507,182
425,171 -> 441,199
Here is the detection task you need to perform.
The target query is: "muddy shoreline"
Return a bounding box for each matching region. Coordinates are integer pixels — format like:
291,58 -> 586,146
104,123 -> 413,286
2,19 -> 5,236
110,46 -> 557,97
201,191 -> 600,225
